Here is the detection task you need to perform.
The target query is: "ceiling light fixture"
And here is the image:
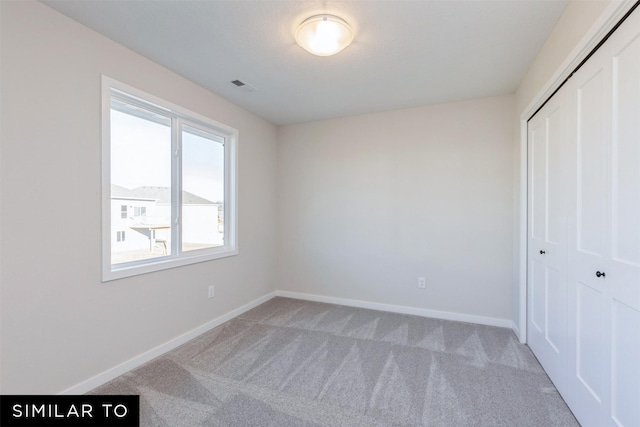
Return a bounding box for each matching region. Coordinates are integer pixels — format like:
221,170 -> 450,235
295,14 -> 354,56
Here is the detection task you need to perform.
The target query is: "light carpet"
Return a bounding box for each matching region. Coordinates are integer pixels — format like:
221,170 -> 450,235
90,297 -> 579,426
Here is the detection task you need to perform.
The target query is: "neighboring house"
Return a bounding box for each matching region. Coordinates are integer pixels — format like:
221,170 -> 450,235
111,184 -> 221,258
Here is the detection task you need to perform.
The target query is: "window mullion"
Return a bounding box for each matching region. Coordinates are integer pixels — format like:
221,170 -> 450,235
103,76 -> 238,282
224,137 -> 230,246
171,117 -> 182,257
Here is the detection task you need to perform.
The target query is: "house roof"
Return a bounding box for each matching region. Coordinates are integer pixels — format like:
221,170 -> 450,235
111,184 -> 150,200
111,185 -> 215,205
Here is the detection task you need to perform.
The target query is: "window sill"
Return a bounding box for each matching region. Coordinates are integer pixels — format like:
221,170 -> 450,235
102,248 -> 238,282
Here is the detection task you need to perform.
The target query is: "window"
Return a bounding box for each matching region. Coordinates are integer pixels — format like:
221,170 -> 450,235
133,206 -> 146,217
102,77 -> 237,281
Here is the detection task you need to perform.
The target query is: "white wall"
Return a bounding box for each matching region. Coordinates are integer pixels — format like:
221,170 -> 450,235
278,96 -> 515,322
515,0 -> 613,114
0,1 -> 278,394
511,0 -> 612,337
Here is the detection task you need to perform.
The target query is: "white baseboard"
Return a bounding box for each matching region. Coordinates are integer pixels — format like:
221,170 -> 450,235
60,291 -> 277,395
275,290 -> 513,329
61,289 -> 515,394
511,321 -> 524,343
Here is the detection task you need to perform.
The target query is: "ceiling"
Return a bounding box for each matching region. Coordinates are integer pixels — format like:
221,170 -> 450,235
42,0 -> 569,126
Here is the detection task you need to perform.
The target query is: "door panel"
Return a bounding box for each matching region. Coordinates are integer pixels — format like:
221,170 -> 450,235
531,119 -> 547,243
575,281 -> 605,402
567,43 -> 611,427
576,69 -> 607,257
607,11 -> 640,426
547,107 -> 567,251
610,301 -> 640,426
531,259 -> 545,333
546,267 -> 565,353
611,27 -> 640,267
528,87 -> 569,397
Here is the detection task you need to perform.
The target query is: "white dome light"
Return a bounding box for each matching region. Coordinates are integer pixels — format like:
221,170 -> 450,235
295,15 -> 354,56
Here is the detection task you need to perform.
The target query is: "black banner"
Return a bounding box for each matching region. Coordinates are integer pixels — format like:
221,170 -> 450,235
0,395 -> 139,427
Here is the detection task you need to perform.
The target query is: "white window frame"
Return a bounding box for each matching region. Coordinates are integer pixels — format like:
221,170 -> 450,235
102,76 -> 238,282
133,206 -> 146,217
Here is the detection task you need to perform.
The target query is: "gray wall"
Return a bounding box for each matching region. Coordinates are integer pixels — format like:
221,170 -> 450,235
0,1 -> 278,393
277,96 -> 515,322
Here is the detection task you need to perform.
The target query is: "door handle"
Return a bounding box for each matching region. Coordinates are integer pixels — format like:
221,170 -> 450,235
596,271 -> 606,278
539,250 -> 546,255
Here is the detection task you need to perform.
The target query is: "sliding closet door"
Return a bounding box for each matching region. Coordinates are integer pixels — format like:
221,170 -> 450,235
566,40 -> 611,427
527,87 -> 569,397
605,10 -> 640,426
567,9 -> 640,426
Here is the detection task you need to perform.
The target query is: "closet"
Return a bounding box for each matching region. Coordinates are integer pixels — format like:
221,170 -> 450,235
527,6 -> 639,427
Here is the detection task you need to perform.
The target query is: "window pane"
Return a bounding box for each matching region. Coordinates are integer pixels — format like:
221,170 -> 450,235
110,103 -> 172,265
181,125 -> 224,252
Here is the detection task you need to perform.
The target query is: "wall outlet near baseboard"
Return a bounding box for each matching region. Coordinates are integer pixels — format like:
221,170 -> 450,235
418,277 -> 426,289
208,285 -> 215,298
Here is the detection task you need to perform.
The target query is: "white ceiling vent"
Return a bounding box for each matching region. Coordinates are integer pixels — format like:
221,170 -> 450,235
231,79 -> 257,93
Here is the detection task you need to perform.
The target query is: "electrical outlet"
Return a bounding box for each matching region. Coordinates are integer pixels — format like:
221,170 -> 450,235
418,277 -> 426,289
208,285 -> 215,298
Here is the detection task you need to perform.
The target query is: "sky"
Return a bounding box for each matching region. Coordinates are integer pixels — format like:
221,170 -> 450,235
110,109 -> 224,203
